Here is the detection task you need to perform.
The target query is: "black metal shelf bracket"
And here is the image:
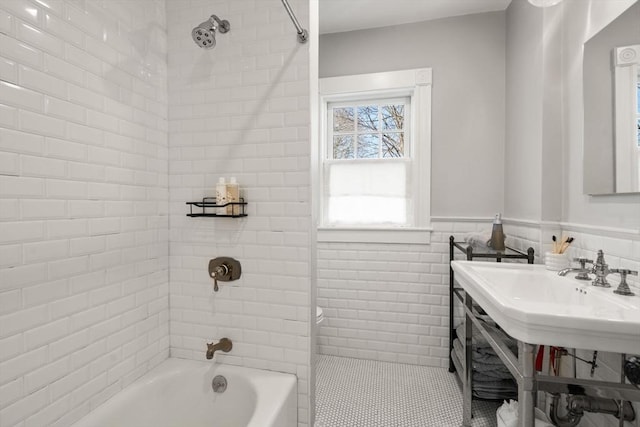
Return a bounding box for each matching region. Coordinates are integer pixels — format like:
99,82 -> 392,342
186,197 -> 248,217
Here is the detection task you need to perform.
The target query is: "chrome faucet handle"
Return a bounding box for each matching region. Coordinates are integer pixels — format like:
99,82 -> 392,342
610,269 -> 638,296
572,258 -> 594,280
573,257 -> 594,266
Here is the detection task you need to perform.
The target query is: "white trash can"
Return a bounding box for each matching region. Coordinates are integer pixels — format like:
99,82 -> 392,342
496,400 -> 554,427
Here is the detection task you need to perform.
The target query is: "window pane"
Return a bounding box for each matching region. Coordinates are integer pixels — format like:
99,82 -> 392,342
382,105 -> 404,130
333,107 -> 354,132
357,134 -> 379,158
382,133 -> 404,158
333,135 -> 354,159
357,106 -> 378,131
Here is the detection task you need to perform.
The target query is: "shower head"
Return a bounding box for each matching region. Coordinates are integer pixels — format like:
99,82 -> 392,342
192,15 -> 230,49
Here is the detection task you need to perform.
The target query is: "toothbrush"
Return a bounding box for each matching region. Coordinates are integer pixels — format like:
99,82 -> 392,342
559,237 -> 574,254
559,235 -> 568,253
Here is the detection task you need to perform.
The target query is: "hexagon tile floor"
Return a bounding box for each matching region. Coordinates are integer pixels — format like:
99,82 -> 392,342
315,355 -> 500,427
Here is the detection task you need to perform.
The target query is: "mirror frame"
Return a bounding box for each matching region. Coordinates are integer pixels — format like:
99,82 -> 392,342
613,44 -> 640,193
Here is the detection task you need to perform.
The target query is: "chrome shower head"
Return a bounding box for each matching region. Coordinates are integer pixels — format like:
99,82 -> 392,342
192,15 -> 230,49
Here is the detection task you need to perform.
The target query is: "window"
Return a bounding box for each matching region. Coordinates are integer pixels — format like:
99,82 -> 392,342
327,98 -> 411,226
318,69 -> 432,244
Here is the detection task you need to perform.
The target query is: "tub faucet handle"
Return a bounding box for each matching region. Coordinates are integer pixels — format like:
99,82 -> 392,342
206,337 -> 233,360
610,269 -> 637,296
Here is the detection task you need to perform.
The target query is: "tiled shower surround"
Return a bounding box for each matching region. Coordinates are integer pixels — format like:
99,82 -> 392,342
0,1 -> 169,426
166,0 -> 311,424
0,0 -> 311,425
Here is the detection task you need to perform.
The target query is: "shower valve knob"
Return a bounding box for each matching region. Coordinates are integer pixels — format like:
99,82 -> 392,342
208,257 -> 241,292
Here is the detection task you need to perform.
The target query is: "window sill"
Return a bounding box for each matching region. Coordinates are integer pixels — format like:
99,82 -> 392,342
317,227 -> 432,244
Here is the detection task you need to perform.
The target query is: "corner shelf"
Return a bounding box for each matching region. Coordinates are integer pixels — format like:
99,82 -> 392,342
186,197 -> 247,218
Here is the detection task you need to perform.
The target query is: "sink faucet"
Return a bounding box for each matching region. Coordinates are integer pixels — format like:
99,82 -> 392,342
206,338 -> 233,359
592,250 -> 611,288
558,257 -> 593,280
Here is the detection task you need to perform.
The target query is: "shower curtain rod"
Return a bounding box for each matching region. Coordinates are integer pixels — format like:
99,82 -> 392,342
281,0 -> 308,43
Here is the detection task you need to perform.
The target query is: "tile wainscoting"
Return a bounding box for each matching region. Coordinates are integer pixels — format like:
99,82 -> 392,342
317,219 -> 513,368
317,218 -> 638,365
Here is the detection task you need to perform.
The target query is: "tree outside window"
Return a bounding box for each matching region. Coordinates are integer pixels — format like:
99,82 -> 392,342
331,100 -> 408,160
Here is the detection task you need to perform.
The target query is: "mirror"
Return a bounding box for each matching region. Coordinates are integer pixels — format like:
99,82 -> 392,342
613,44 -> 640,193
583,1 -> 640,194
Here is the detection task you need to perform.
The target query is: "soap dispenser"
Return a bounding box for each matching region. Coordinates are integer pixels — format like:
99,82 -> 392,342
489,213 -> 505,251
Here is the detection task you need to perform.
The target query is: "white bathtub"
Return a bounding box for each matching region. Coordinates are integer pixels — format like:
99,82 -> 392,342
71,358 -> 297,427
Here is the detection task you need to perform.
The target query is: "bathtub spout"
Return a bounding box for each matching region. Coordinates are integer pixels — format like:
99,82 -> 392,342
206,338 -> 233,360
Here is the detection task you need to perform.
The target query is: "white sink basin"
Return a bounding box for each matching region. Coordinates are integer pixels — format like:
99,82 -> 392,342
451,261 -> 640,354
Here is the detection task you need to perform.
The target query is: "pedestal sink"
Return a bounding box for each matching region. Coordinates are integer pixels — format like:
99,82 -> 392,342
451,260 -> 640,427
451,261 -> 640,354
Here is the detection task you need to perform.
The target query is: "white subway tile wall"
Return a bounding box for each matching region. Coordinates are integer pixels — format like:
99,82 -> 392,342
317,221 -> 493,368
0,1 -> 169,426
317,239 -> 450,367
166,0 -> 311,425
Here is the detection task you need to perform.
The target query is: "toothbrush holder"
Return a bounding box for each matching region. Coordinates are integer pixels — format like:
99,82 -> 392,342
544,252 -> 570,271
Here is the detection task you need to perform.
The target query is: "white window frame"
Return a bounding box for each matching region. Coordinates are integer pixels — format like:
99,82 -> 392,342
317,69 -> 432,244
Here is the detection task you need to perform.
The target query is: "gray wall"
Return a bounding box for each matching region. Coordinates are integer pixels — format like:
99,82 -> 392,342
505,1 -> 544,221
504,0 -> 564,223
320,12 -> 506,218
